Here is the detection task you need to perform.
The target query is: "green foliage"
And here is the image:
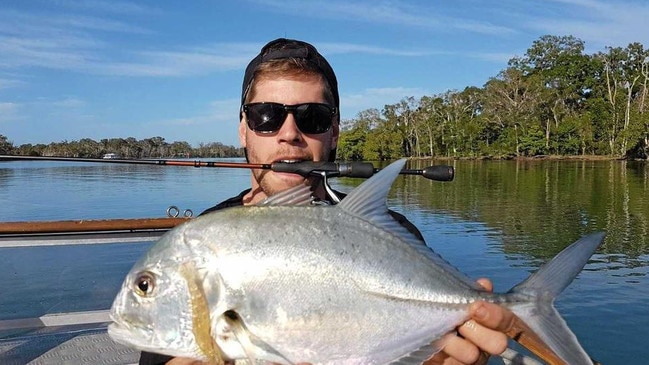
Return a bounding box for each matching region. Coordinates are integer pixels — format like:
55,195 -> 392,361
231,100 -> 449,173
0,135 -> 14,154
337,119 -> 369,160
339,35 -> 649,160
5,136 -> 243,159
519,124 -> 547,156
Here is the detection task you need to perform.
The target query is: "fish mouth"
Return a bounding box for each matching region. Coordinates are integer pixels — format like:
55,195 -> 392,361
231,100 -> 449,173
108,309 -> 154,346
107,322 -> 133,343
107,320 -> 157,352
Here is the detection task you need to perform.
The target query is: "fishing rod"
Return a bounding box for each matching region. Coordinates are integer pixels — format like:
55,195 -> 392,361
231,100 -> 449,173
0,154 -> 454,181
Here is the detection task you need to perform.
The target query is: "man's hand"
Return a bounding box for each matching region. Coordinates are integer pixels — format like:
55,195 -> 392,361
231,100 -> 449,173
425,278 -> 513,365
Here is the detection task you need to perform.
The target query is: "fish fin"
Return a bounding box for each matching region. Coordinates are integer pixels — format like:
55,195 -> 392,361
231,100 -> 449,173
258,183 -> 314,206
337,159 -> 405,221
507,232 -> 605,365
220,311 -> 294,365
510,232 -> 605,296
385,337 -> 444,365
411,243 -> 481,289
337,159 -> 422,247
338,159 -> 479,288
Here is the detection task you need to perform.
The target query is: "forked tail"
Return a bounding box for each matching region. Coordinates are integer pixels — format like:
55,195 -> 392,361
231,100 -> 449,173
506,232 -> 605,365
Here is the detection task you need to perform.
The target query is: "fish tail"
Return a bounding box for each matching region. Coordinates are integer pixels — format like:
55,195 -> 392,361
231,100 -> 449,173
505,232 -> 605,365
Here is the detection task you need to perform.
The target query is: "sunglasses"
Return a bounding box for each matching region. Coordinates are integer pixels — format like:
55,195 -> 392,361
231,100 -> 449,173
242,102 -> 337,134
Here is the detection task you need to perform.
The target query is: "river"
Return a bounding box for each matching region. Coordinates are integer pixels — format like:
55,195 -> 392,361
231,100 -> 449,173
1,158 -> 647,364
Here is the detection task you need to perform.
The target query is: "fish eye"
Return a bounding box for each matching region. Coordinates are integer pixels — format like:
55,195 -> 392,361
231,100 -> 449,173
134,272 -> 156,297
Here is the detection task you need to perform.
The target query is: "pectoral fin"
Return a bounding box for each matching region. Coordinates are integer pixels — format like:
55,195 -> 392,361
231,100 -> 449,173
217,310 -> 294,365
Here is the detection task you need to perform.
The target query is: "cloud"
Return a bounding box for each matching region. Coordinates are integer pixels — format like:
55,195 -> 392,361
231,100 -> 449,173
92,49 -> 254,77
0,102 -> 20,123
468,52 -> 519,64
51,0 -> 162,16
0,78 -> 25,90
135,98 -> 240,146
6,97 -> 90,125
0,8 -> 146,70
320,43 -> 442,57
0,8 -> 260,78
0,3 -> 460,78
515,0 -> 649,49
251,0 -> 516,36
0,9 -> 151,36
50,97 -> 86,109
342,87 -> 430,118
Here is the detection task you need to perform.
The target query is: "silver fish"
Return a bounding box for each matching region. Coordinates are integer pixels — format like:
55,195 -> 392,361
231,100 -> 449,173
108,159 -> 604,365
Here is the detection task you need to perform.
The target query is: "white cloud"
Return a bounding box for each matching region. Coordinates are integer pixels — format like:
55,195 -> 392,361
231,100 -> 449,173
50,97 -> 86,109
320,43 -> 442,57
135,98 -> 241,146
517,0 -> 649,49
0,78 -> 25,90
252,0 -> 516,36
342,87 -> 430,118
0,102 -> 20,123
0,9 -> 151,35
93,50 -> 253,77
52,0 -> 161,16
468,52 -> 519,64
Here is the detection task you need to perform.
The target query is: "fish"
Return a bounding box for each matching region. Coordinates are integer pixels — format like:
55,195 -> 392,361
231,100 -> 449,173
108,158 -> 604,365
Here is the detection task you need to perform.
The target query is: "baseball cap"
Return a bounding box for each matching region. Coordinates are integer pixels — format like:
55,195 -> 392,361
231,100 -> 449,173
241,38 -> 339,108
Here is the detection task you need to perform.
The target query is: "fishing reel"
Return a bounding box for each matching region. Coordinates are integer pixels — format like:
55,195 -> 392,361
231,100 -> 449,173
271,161 -> 455,204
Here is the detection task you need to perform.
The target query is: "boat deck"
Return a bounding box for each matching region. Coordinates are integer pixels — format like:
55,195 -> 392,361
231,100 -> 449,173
0,324 -> 138,365
0,225 -> 165,365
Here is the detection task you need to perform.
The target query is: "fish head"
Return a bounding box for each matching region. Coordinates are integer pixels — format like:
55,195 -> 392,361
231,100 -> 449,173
108,242 -> 214,360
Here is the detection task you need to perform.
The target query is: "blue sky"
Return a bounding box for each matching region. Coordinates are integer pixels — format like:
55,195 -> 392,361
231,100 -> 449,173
2,0 -> 649,148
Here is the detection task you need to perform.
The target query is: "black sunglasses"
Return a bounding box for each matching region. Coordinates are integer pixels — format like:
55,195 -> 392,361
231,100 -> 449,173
242,102 -> 337,134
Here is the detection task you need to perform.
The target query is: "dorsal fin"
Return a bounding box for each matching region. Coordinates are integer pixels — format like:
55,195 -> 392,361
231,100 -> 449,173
337,159 -> 424,248
258,183 -> 314,206
337,159 -> 405,221
338,159 -> 479,287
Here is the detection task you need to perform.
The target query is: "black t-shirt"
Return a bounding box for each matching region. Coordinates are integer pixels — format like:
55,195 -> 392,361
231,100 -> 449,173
138,189 -> 424,365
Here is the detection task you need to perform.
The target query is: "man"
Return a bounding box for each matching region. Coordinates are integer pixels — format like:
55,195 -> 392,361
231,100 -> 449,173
141,38 -> 513,365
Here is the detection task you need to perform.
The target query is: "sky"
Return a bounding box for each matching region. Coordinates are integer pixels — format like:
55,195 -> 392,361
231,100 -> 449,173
2,0 -> 649,148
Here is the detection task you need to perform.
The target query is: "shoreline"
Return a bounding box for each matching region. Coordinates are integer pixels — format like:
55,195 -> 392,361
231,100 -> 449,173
412,154 -> 645,162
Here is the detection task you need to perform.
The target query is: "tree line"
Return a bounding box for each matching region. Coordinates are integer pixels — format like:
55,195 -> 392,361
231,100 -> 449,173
0,135 -> 244,159
337,35 -> 649,160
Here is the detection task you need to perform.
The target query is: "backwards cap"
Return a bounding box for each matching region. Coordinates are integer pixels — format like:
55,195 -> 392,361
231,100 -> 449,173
241,38 -> 339,108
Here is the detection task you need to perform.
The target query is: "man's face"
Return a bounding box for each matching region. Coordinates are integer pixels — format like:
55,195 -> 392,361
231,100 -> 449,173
239,75 -> 339,203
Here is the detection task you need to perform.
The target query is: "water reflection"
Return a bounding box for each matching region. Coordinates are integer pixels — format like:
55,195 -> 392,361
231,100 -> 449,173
0,159 -> 250,221
390,159 -> 649,270
332,159 -> 649,274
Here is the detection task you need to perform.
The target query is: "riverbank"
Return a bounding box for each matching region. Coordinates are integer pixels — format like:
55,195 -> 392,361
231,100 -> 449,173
417,154 -> 642,161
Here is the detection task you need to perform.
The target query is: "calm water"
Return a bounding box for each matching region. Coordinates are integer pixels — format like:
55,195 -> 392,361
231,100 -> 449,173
1,158 -> 648,364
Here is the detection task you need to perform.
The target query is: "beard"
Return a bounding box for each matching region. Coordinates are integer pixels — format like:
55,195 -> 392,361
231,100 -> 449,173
245,141 -> 332,199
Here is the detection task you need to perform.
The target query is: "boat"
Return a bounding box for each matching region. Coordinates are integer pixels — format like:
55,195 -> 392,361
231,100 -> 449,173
102,153 -> 119,159
0,217 -> 188,364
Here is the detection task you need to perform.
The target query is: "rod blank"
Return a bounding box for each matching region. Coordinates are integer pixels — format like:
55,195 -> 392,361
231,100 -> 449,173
0,155 -> 454,181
